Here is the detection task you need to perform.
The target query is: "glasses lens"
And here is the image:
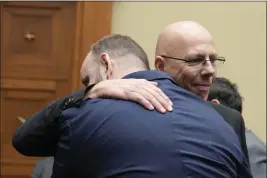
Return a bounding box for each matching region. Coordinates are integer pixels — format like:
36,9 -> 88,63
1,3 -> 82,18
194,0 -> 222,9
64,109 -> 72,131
187,58 -> 203,66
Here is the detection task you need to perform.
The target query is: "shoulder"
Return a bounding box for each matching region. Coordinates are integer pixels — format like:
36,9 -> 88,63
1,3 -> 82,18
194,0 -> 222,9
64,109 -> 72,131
61,98 -> 144,127
208,102 -> 242,123
208,102 -> 244,137
209,102 -> 240,115
61,99 -> 153,148
246,129 -> 266,151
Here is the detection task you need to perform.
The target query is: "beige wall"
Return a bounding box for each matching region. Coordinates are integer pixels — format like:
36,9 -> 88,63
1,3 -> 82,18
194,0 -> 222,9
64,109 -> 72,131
111,2 -> 266,142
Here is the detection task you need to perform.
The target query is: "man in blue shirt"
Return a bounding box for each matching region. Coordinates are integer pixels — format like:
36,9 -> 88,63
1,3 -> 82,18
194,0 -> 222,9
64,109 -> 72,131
52,34 -> 252,178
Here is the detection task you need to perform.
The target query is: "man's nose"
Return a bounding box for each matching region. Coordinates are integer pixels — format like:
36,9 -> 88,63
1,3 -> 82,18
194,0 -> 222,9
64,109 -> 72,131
201,58 -> 216,75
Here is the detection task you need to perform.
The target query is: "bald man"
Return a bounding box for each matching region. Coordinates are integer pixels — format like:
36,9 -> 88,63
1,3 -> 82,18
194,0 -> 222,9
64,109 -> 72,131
155,21 -> 217,100
153,21 -> 249,160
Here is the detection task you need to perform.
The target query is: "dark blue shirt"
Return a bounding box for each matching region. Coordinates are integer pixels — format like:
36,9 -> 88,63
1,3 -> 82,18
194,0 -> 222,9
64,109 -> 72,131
52,70 -> 252,178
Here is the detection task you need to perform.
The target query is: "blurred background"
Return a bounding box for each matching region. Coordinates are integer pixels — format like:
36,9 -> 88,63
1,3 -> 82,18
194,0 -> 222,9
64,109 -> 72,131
0,1 -> 265,177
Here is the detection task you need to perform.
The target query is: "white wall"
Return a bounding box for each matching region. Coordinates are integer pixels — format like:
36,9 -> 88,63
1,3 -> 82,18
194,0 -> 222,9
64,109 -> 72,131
111,2 -> 266,142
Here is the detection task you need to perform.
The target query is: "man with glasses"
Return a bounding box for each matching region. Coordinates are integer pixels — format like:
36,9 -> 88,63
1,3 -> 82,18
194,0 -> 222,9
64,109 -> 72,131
154,21 -> 224,100
153,21 -> 249,160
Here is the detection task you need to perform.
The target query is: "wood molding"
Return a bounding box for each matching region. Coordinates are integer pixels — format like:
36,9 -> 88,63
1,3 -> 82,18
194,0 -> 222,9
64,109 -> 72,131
72,2 -> 113,90
1,79 -> 56,91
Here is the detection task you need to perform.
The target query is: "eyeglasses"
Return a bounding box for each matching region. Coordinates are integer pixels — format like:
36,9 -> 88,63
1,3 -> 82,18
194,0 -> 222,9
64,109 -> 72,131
160,55 -> 225,67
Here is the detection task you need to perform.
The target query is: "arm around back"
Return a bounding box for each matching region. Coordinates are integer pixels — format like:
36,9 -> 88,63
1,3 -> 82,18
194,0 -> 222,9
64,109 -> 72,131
12,88 -> 86,157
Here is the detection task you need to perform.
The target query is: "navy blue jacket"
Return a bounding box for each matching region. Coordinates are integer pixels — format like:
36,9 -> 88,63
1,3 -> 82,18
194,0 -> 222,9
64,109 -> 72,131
52,70 -> 252,178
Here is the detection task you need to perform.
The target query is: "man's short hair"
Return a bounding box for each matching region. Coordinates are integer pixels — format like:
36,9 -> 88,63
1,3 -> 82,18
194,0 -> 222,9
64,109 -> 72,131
91,34 -> 150,69
208,77 -> 243,113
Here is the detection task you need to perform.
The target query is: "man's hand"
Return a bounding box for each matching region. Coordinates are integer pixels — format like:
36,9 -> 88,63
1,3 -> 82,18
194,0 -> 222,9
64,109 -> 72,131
85,79 -> 173,113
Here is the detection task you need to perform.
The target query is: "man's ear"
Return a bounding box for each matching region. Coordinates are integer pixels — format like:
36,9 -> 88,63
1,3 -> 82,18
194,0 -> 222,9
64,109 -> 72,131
211,99 -> 220,104
154,56 -> 166,71
100,53 -> 113,79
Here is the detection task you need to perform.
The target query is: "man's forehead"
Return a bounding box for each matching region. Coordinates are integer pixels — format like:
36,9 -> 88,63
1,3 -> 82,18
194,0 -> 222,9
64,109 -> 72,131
169,39 -> 216,58
181,33 -> 216,55
186,43 -> 217,57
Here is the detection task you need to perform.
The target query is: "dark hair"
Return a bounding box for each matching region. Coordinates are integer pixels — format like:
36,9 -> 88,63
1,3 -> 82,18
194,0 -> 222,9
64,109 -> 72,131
208,77 -> 243,113
91,34 -> 150,69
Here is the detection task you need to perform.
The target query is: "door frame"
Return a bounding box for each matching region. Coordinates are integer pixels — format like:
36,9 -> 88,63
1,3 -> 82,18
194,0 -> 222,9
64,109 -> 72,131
72,2 -> 113,90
